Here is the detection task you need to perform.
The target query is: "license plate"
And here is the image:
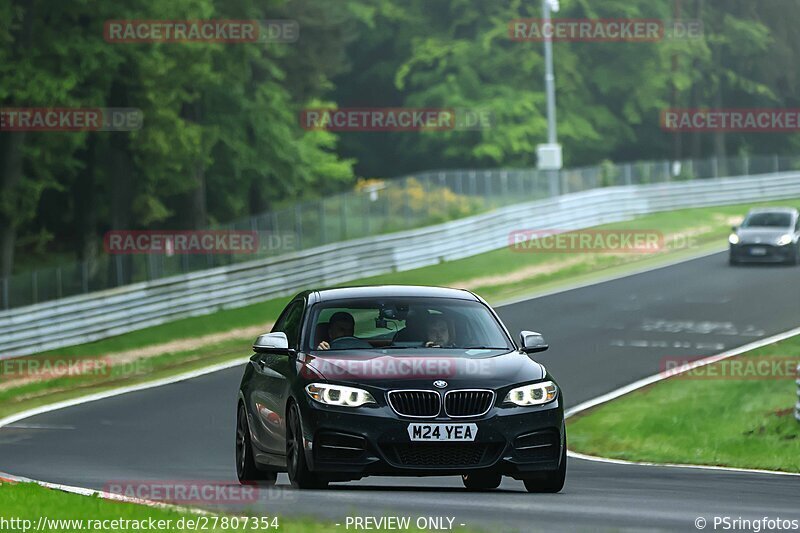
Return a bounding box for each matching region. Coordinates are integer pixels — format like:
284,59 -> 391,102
407,423 -> 478,442
749,247 -> 767,256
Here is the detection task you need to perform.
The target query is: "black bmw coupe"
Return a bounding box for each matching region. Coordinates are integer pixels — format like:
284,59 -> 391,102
236,285 -> 566,492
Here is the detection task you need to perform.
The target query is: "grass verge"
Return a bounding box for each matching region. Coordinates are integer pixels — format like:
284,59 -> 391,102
567,334 -> 800,472
0,482 -> 430,532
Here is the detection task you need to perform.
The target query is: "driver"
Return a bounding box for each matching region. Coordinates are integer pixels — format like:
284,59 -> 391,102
316,311 -> 355,350
424,315 -> 454,348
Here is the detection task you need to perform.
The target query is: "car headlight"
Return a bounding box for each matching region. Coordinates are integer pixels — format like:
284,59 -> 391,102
728,234 -> 740,245
777,234 -> 793,246
504,381 -> 558,406
305,383 -> 376,407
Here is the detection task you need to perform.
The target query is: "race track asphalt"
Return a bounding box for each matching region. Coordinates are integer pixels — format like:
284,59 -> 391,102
1,251 -> 799,531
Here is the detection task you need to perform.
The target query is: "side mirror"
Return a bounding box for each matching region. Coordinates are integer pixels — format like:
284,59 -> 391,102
731,225 -> 738,233
253,332 -> 294,355
519,330 -> 549,354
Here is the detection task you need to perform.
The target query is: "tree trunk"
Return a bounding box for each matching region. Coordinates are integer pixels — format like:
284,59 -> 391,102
0,132 -> 26,277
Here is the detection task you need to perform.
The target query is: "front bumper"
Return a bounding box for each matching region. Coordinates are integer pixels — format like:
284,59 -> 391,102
297,396 -> 565,480
730,243 -> 794,263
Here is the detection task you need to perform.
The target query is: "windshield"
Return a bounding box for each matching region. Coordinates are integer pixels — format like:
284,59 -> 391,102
306,297 -> 513,352
741,212 -> 793,228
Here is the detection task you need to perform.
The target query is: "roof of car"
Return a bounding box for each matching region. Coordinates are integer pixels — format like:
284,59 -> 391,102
310,285 -> 479,302
747,207 -> 798,214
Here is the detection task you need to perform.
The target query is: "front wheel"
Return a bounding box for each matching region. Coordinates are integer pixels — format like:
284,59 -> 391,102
286,403 -> 328,489
788,245 -> 800,265
523,439 -> 566,493
236,403 -> 277,485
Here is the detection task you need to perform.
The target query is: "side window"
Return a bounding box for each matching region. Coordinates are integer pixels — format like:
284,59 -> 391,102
272,301 -> 304,348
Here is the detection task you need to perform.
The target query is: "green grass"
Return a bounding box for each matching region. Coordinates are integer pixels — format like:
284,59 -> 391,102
568,335 -> 800,472
4,197 -> 798,423
0,482 -> 434,532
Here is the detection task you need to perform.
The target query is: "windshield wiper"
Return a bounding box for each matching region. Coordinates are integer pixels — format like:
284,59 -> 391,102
381,345 -> 419,350
464,346 -> 507,350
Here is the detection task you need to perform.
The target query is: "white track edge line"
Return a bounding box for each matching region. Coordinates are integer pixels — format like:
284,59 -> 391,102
0,471 -> 214,514
565,324 -> 800,477
0,357 -> 250,430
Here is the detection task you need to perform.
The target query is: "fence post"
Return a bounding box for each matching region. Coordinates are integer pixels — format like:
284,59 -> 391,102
320,201 -> 327,245
711,157 -> 719,178
56,267 -> 63,299
773,154 -> 780,173
115,255 -> 123,286
743,154 -> 749,175
2,276 -> 8,310
295,203 -> 303,250
31,271 -> 38,304
362,193 -> 370,236
340,195 -> 347,240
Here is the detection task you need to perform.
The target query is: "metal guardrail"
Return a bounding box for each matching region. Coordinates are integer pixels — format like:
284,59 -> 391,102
4,153 -> 799,311
1,171 -> 800,357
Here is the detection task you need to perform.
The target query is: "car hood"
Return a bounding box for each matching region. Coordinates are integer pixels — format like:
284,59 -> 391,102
299,349 -> 546,389
737,228 -> 791,244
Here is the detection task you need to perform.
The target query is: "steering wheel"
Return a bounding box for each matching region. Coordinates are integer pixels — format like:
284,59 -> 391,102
329,336 -> 372,349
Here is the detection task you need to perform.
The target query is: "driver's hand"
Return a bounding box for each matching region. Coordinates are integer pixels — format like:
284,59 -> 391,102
317,341 -> 330,350
425,341 -> 440,348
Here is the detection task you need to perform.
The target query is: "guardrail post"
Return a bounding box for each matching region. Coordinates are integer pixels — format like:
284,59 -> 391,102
711,157 -> 719,178
773,154 -> 780,173
796,364 -> 800,422
1,276 -> 8,310
743,154 -> 749,175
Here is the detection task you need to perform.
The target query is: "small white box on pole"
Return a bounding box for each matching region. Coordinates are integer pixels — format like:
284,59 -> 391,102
537,143 -> 563,170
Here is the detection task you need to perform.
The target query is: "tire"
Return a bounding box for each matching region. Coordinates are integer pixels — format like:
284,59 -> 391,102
729,254 -> 738,266
286,403 -> 328,489
523,439 -> 567,493
236,403 -> 277,485
788,245 -> 800,266
462,473 -> 502,491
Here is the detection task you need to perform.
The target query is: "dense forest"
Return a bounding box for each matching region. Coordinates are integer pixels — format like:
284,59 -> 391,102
2,0 -> 800,276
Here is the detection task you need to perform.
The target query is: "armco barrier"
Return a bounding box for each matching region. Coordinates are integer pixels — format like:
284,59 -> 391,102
1,172 -> 800,357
